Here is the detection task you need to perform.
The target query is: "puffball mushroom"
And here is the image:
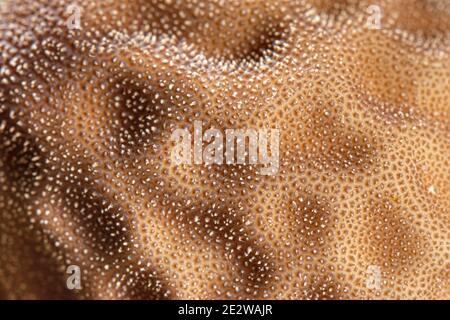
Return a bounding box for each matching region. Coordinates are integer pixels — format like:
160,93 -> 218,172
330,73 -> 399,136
0,0 -> 448,299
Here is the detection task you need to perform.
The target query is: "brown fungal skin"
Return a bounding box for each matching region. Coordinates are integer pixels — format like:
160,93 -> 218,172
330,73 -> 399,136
0,0 -> 449,300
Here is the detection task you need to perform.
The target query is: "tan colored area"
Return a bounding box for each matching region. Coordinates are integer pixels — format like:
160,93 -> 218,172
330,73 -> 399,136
0,0 -> 449,299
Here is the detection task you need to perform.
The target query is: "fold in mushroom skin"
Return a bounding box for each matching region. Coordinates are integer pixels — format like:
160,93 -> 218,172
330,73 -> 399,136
0,0 -> 449,300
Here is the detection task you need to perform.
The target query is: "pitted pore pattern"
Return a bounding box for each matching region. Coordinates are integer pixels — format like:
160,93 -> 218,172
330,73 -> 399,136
0,0 -> 449,299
